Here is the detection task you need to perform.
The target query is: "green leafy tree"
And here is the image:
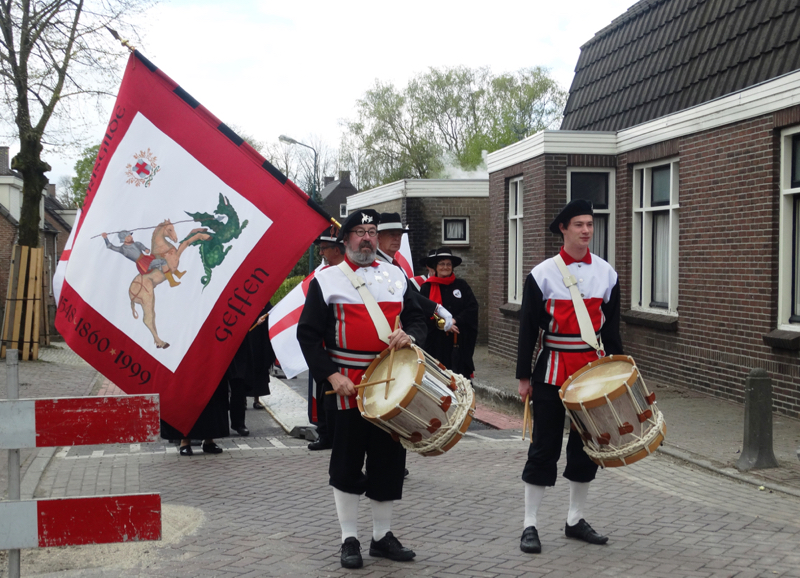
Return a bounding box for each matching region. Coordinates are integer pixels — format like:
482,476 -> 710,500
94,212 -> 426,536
341,65 -> 567,188
0,0 -> 151,247
62,144 -> 100,208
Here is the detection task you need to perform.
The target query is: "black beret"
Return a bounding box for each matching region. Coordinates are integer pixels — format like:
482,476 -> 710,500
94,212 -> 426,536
549,199 -> 594,235
336,209 -> 380,242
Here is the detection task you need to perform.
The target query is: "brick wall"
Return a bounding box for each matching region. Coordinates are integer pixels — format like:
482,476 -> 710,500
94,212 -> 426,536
488,154 -> 616,362
0,217 -> 17,325
618,113 -> 800,417
488,108 -> 800,418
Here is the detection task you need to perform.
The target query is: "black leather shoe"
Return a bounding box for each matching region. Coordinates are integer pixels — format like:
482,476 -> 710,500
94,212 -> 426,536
404,468 -> 409,478
201,442 -> 223,454
565,519 -> 608,545
253,400 -> 265,410
179,445 -> 193,457
232,425 -> 250,437
339,537 -> 363,569
520,526 -> 541,553
307,439 -> 332,451
369,531 -> 415,561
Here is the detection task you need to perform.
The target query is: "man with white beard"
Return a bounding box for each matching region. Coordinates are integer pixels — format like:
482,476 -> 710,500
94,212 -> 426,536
298,209 -> 427,569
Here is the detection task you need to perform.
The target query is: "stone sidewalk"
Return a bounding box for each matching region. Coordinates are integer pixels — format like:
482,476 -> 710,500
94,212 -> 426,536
3,343 -> 800,577
470,345 -> 800,496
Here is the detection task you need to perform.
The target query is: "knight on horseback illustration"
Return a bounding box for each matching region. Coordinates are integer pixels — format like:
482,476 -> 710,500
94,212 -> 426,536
101,219 -> 210,350
101,230 -> 182,287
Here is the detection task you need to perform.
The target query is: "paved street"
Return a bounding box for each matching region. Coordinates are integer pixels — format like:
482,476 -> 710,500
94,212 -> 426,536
2,345 -> 800,577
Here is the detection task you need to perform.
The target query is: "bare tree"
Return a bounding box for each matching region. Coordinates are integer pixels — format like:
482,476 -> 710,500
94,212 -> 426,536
0,0 -> 153,247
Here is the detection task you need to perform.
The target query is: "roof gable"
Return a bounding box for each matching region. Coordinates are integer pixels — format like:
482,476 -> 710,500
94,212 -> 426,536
561,0 -> 800,131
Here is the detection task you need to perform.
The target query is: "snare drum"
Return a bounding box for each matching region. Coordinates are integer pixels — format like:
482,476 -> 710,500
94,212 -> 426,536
357,345 -> 475,456
559,355 -> 666,468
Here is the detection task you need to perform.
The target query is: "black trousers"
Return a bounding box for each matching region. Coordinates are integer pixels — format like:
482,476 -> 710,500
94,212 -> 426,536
329,408 -> 406,501
521,396 -> 598,487
229,378 -> 247,429
314,381 -> 336,442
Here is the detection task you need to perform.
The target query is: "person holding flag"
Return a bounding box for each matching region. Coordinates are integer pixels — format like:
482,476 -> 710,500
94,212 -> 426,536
297,209 -> 427,569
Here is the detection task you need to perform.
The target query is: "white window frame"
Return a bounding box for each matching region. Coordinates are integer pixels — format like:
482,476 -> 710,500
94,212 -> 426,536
632,158 -> 680,315
442,217 -> 469,245
778,125 -> 800,330
339,203 -> 348,219
566,167 -> 616,268
508,177 -> 524,304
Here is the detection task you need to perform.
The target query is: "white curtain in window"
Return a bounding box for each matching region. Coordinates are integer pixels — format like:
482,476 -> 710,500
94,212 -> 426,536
794,199 -> 800,316
446,220 -> 466,241
652,212 -> 670,305
590,216 -> 607,260
510,220 -> 519,301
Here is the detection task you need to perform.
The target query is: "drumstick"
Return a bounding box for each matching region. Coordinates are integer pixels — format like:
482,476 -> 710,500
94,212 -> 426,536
385,316 -> 401,400
523,394 -> 532,442
522,393 -> 528,441
324,377 -> 396,395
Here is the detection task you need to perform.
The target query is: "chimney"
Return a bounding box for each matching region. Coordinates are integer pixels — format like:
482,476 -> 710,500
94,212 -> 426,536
0,146 -> 9,175
46,183 -> 56,198
339,170 -> 351,184
324,176 -> 335,186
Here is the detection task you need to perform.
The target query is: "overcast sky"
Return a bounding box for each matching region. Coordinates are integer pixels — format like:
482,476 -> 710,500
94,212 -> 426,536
7,0 -> 637,185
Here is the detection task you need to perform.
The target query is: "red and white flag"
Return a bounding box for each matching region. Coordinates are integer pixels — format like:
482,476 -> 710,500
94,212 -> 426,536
55,52 -> 329,434
52,208 -> 81,305
397,234 -> 414,277
268,268 -> 321,379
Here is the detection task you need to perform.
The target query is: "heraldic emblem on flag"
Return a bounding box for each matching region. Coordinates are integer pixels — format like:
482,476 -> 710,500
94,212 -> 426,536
55,51 -> 330,434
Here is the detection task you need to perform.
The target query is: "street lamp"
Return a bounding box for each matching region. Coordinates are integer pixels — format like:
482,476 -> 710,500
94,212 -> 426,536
279,134 -> 319,427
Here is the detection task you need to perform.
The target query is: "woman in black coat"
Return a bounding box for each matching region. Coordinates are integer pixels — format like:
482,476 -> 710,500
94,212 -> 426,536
420,248 -> 479,378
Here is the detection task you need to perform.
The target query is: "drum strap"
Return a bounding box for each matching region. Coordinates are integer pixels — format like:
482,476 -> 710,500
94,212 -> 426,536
553,255 -> 604,355
337,262 -> 392,345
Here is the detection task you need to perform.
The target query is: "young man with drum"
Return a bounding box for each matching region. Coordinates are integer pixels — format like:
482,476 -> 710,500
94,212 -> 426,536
297,209 -> 427,569
516,198 -> 623,554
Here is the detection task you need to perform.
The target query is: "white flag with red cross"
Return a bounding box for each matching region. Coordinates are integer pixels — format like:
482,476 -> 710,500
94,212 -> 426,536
54,51 -> 330,435
268,268 -> 321,379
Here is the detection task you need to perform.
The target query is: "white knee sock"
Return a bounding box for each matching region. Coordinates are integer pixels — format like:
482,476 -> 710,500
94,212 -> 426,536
369,499 -> 394,541
333,488 -> 360,542
567,481 -> 590,526
524,483 -> 546,529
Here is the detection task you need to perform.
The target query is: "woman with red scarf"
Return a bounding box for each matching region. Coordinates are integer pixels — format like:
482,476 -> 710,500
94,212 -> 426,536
420,248 -> 479,378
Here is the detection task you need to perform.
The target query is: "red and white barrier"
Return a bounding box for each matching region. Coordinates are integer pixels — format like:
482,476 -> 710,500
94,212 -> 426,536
0,394 -> 160,449
1,369 -> 161,571
0,494 -> 161,549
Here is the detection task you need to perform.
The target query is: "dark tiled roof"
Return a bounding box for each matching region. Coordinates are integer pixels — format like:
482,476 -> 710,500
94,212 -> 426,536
561,0 -> 800,131
319,179 -> 340,200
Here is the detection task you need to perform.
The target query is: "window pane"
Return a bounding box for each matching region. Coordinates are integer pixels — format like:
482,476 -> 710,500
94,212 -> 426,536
651,212 -> 670,307
589,215 -> 607,260
444,219 -> 466,241
510,221 -> 518,300
792,135 -> 800,189
793,197 -> 800,320
571,172 -> 608,209
651,166 -> 670,206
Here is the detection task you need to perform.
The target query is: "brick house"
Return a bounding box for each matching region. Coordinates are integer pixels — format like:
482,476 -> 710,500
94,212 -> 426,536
488,0 -> 800,416
0,146 -> 72,336
347,178 -> 490,343
320,170 -> 358,222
